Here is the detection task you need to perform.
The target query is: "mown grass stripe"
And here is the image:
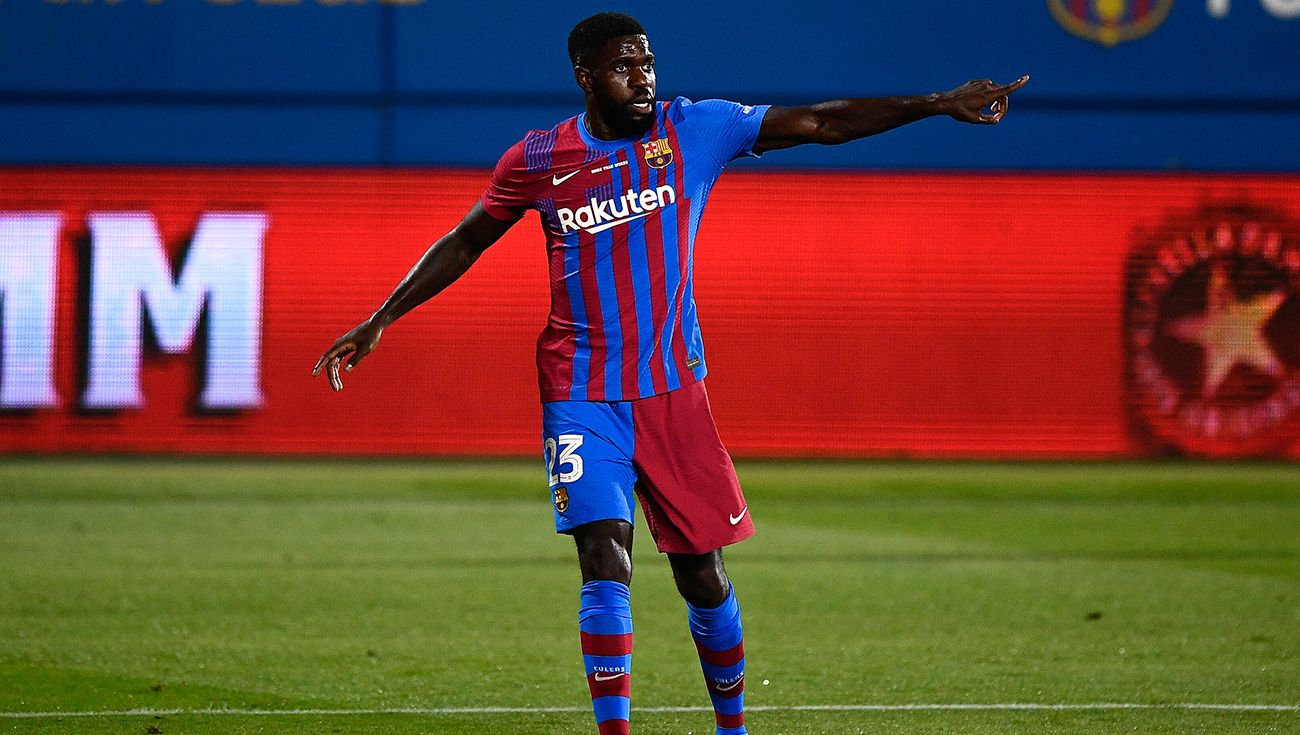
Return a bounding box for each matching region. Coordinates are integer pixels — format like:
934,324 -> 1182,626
3,703 -> 1297,718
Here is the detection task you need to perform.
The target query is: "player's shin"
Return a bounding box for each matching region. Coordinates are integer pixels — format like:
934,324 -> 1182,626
686,586 -> 747,735
579,580 -> 633,735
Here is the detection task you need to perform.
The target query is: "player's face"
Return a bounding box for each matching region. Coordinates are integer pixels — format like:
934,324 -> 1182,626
579,35 -> 657,133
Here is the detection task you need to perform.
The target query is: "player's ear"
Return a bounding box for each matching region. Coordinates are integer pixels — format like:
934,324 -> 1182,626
574,65 -> 593,94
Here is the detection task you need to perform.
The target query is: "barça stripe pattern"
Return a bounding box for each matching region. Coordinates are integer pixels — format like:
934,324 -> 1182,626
687,588 -> 748,735
578,580 -> 635,735
481,97 -> 769,402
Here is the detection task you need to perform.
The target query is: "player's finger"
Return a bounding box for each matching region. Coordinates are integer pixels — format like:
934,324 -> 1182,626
1000,74 -> 1030,94
987,95 -> 1008,121
346,348 -> 368,372
313,342 -> 348,376
328,358 -> 343,391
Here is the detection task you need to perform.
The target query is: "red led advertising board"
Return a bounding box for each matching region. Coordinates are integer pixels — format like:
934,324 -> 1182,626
1,169 -> 1298,458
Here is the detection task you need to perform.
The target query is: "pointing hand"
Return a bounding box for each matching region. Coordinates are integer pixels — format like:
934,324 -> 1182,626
940,75 -> 1030,125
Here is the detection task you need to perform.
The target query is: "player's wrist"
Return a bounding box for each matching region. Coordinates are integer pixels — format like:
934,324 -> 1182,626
923,92 -> 953,118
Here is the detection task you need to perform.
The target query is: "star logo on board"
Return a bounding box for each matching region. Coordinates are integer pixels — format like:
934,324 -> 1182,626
1165,263 -> 1286,399
1124,205 -> 1300,457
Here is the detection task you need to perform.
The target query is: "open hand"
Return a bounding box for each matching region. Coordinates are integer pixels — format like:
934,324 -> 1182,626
940,75 -> 1030,125
312,319 -> 384,392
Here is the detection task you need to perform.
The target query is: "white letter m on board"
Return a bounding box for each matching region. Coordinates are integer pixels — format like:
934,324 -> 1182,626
83,212 -> 268,410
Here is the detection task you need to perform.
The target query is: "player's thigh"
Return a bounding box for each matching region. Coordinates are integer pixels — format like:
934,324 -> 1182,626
541,399 -> 638,533
630,380 -> 753,554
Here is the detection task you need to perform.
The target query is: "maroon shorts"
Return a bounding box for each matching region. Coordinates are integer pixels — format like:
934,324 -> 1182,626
541,380 -> 754,554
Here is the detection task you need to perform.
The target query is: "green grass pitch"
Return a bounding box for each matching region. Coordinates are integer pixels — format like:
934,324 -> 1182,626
1,459 -> 1297,734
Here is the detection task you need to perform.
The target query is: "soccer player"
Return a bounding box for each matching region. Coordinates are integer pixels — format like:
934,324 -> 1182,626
314,12 -> 1027,734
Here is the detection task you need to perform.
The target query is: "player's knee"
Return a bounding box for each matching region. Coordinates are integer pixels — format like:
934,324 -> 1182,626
669,551 -> 730,608
573,519 -> 633,584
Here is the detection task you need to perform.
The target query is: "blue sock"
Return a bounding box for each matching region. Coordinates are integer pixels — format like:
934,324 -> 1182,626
579,580 -> 633,735
687,586 -> 747,735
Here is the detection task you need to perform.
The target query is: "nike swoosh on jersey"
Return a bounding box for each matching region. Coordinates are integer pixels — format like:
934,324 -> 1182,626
552,170 -> 581,185
729,507 -> 748,525
592,672 -> 627,682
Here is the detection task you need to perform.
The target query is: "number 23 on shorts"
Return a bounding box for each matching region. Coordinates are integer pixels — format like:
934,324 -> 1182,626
545,433 -> 585,486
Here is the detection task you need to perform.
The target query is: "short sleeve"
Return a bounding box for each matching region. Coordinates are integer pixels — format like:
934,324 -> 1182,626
479,141 -> 531,221
683,98 -> 771,165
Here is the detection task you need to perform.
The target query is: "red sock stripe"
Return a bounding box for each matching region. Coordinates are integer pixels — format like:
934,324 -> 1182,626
597,718 -> 630,735
695,640 -> 745,667
586,671 -> 632,699
715,711 -> 745,729
707,674 -> 746,699
581,632 -> 633,656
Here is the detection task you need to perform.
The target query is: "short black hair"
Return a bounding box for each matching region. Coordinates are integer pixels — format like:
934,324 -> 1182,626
567,12 -> 646,67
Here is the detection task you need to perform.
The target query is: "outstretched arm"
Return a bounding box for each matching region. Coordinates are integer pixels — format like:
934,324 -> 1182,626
754,75 -> 1029,154
312,202 -> 518,391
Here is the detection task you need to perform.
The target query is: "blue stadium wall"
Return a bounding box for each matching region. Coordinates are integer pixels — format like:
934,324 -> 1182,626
1,0 -> 1297,170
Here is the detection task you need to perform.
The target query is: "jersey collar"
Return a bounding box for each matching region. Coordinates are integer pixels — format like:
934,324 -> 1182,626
576,108 -> 658,152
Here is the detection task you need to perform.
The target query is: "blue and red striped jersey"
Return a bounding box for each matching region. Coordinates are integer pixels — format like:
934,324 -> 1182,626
480,97 -> 769,403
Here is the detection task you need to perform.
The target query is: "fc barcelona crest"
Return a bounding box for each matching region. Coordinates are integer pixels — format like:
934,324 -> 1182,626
1047,0 -> 1173,47
552,486 -> 570,513
643,138 -> 673,169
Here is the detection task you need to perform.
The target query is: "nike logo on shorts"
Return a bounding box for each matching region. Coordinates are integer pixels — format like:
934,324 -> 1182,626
729,507 -> 748,525
552,170 -> 580,185
593,672 -> 626,682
